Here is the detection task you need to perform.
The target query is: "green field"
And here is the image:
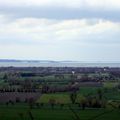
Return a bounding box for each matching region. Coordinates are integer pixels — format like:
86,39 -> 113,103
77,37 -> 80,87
37,93 -> 71,104
37,93 -> 88,104
0,104 -> 120,120
37,86 -> 120,104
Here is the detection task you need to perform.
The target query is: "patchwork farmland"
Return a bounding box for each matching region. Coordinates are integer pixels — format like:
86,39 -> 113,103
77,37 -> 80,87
0,67 -> 120,120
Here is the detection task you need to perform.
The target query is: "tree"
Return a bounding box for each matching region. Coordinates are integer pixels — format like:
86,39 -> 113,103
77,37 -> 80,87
16,97 -> 21,103
3,74 -> 8,80
28,111 -> 34,120
60,103 -> 64,109
79,96 -> 88,110
80,97 -> 87,110
49,98 -> 56,109
28,97 -> 35,109
70,92 -> 77,104
97,89 -> 103,100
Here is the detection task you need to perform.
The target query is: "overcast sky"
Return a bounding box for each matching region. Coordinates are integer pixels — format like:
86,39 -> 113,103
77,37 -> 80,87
0,0 -> 120,61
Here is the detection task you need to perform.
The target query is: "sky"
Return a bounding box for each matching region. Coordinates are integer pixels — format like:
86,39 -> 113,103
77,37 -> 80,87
0,0 -> 120,62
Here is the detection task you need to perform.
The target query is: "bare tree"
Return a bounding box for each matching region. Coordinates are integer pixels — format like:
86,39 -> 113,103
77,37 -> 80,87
70,92 -> 77,104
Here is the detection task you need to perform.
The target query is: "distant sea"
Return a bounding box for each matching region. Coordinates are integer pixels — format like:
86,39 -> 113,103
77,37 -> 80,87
0,62 -> 120,67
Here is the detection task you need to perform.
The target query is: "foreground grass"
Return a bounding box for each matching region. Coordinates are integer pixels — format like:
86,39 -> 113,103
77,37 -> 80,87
0,104 -> 120,120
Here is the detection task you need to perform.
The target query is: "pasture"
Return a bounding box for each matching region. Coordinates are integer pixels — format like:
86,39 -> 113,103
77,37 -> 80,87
0,104 -> 120,120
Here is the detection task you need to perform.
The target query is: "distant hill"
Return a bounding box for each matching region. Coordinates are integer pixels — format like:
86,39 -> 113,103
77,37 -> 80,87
0,59 -> 60,63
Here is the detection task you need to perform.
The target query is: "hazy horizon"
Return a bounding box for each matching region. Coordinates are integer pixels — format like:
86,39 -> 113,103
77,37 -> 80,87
0,58 -> 120,64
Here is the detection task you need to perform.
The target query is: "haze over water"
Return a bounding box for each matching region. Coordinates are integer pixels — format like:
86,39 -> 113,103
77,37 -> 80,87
0,62 -> 120,67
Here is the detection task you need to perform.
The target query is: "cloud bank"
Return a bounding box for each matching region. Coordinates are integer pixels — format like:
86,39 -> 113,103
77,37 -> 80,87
0,15 -> 119,45
0,0 -> 120,10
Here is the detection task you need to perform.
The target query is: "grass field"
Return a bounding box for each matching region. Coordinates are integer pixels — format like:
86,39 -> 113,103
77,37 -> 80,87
37,86 -> 120,104
37,92 -> 88,104
37,93 -> 71,104
79,87 -> 99,95
0,104 -> 120,120
104,82 -> 119,88
104,90 -> 120,100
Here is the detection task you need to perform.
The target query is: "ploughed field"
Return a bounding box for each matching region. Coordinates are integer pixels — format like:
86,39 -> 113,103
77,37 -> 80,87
0,92 -> 41,103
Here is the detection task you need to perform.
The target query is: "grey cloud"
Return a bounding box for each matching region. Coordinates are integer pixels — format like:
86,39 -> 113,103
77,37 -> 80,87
0,6 -> 120,21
